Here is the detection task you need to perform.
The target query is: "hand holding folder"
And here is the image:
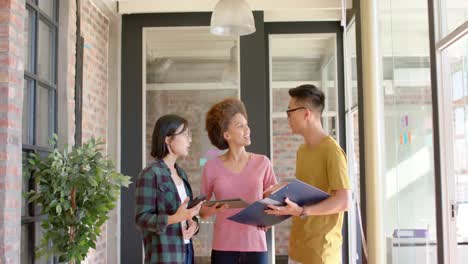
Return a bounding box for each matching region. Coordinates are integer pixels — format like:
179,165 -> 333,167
227,179 -> 330,227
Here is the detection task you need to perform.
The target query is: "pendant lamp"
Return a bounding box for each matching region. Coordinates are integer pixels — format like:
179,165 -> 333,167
210,0 -> 256,36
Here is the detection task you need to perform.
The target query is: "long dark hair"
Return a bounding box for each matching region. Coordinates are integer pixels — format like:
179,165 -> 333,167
151,114 -> 188,159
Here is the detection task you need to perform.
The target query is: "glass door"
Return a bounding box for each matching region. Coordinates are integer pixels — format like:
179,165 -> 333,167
267,31 -> 342,263
345,19 -> 362,264
438,28 -> 468,263
143,27 -> 240,263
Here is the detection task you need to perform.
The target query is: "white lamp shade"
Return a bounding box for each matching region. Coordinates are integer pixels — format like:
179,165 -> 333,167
210,0 -> 256,36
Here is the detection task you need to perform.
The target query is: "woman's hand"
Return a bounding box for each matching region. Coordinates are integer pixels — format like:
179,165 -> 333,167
199,203 -> 229,219
257,225 -> 271,232
183,219 -> 199,240
169,198 -> 203,224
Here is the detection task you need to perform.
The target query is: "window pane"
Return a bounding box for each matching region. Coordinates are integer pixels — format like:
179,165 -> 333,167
25,8 -> 33,73
440,0 -> 468,38
21,222 -> 55,264
21,224 -> 33,264
34,222 -> 53,264
346,23 -> 358,110
22,80 -> 32,145
22,152 -> 31,217
35,85 -> 54,147
380,0 -> 438,263
37,19 -> 54,83
38,0 -> 55,20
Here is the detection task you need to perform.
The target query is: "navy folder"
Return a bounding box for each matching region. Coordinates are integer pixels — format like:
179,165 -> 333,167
227,179 -> 330,226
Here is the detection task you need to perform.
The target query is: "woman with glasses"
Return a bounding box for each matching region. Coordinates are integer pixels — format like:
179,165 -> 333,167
135,114 -> 202,264
200,98 -> 278,264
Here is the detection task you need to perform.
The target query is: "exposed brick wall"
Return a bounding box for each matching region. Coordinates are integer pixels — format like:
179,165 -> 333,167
271,86 -> 304,255
272,117 -> 302,255
79,0 -> 110,263
81,0 -> 109,143
0,0 -> 25,263
67,0 -> 77,145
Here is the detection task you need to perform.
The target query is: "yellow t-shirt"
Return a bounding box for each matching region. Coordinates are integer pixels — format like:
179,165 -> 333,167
289,136 -> 351,264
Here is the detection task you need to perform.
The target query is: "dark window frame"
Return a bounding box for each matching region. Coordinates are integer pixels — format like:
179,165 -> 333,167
22,1 -> 59,263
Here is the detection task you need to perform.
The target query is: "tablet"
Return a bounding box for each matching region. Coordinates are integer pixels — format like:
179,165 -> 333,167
203,198 -> 249,209
187,194 -> 206,209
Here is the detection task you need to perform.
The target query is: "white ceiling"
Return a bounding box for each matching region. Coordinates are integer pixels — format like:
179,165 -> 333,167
118,0 -> 353,21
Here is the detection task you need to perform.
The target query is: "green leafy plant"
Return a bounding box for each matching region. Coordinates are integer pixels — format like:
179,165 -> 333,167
25,136 -> 131,264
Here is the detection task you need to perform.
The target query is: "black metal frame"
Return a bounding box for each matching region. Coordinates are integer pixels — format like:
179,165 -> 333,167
263,21 -> 348,263
342,14 -> 364,264
427,0 -> 446,263
121,12 -> 214,264
21,1 -> 59,263
75,0 -> 83,146
264,22 -> 346,154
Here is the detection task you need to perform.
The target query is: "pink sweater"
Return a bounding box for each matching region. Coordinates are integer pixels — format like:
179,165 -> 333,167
202,153 -> 277,252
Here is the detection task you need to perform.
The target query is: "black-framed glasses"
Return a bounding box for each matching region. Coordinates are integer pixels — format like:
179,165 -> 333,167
286,107 -> 307,117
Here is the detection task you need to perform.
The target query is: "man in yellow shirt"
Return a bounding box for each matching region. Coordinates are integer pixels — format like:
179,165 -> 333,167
265,84 -> 351,264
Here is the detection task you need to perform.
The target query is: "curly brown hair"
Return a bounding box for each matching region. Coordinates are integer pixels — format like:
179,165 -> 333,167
205,98 -> 248,150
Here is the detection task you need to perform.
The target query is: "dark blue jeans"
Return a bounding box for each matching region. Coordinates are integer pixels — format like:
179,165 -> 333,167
185,241 -> 194,264
211,250 -> 268,264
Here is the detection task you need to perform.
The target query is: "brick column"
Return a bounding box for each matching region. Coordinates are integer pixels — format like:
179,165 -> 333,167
0,0 -> 25,263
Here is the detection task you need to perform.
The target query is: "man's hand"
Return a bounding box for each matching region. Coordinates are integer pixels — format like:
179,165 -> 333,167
264,197 -> 303,216
262,183 -> 287,198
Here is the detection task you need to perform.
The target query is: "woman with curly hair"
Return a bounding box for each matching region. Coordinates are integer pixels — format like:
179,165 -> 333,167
200,98 -> 277,264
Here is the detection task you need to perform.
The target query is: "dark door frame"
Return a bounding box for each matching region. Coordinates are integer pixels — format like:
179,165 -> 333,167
264,21 -> 349,264
120,11 -> 271,263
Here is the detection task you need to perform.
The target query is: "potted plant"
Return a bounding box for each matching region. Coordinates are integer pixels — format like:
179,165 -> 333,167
25,136 -> 131,264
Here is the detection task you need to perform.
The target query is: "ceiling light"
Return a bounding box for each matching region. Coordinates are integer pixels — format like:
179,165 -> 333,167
210,0 -> 256,36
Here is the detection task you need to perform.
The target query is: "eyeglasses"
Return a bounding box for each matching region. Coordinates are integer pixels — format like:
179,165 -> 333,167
286,107 -> 307,117
173,129 -> 192,138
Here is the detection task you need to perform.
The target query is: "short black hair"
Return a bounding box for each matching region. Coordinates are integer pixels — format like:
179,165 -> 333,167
151,114 -> 188,159
288,84 -> 325,114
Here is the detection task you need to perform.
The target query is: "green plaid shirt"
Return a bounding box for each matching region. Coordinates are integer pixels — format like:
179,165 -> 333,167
135,159 -> 196,264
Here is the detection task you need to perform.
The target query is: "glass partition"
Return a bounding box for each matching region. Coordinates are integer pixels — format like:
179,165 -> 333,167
143,27 -> 239,263
379,0 -> 438,262
438,0 -> 468,39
